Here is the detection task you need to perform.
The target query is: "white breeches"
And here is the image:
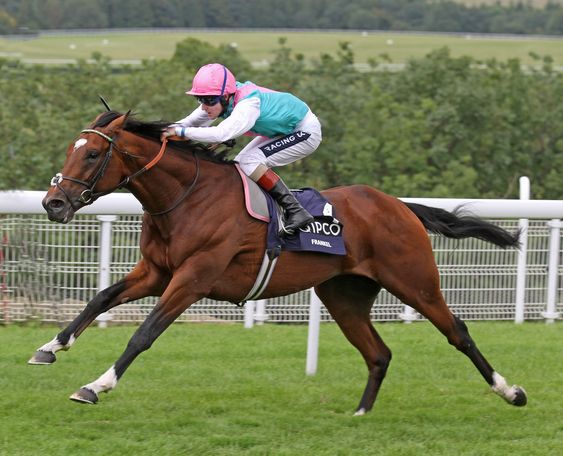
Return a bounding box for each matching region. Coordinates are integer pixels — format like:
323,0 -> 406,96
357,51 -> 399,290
235,110 -> 322,177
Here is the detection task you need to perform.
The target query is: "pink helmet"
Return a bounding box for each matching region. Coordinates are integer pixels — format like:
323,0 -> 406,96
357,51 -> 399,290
186,63 -> 237,96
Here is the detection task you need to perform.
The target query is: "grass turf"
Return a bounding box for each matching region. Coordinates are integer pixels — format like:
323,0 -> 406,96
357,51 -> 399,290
1,30 -> 562,67
0,322 -> 561,455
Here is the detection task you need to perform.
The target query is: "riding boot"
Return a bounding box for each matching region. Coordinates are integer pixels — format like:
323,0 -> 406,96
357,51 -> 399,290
256,169 -> 314,236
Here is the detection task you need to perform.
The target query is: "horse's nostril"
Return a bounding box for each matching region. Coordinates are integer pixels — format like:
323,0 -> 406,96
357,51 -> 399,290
48,199 -> 65,210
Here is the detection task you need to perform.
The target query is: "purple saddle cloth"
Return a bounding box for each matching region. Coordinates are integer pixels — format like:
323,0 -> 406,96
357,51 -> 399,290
265,188 -> 346,255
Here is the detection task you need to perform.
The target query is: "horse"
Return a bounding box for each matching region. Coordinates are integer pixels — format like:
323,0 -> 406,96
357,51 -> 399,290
29,109 -> 527,414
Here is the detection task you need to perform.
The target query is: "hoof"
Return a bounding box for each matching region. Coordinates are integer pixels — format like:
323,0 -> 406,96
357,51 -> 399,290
28,350 -> 56,365
70,388 -> 98,405
511,386 -> 527,407
353,407 -> 367,417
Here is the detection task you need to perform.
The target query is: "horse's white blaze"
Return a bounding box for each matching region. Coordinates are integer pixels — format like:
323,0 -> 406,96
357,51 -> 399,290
38,333 -> 75,353
84,366 -> 118,395
491,371 -> 517,402
73,138 -> 87,151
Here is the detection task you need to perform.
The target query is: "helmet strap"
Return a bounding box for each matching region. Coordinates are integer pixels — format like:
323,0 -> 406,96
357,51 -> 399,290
219,94 -> 232,116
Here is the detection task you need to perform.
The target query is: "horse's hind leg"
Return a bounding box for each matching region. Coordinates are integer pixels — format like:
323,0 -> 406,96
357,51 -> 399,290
425,308 -> 526,406
378,242 -> 527,407
315,275 -> 389,416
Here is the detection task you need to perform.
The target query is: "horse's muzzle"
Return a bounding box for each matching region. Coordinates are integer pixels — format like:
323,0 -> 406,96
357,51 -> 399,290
42,195 -> 76,224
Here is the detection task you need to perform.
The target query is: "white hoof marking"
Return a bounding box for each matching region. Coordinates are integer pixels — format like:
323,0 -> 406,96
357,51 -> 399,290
83,366 -> 118,395
37,334 -> 76,354
492,371 -> 521,404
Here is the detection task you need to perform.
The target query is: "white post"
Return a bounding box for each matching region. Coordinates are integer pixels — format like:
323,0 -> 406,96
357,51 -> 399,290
96,215 -> 117,328
306,288 -> 322,376
253,299 -> 268,325
399,305 -> 417,323
542,219 -> 562,324
244,300 -> 255,328
515,176 -> 530,323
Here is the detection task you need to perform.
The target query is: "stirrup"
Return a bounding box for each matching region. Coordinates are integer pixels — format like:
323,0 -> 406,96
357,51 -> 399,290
279,225 -> 296,237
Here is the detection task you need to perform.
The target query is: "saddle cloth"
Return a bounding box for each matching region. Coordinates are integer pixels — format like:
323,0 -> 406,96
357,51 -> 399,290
235,165 -> 346,256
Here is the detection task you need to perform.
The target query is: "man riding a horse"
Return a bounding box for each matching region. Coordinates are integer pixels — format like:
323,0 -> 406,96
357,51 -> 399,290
161,63 -> 321,236
31,85 -> 527,413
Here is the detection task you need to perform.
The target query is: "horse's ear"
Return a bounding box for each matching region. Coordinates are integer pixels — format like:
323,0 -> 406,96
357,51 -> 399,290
99,95 -> 111,111
105,112 -> 130,135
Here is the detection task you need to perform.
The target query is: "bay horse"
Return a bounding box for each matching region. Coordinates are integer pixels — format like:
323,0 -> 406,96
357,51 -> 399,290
29,110 -> 527,414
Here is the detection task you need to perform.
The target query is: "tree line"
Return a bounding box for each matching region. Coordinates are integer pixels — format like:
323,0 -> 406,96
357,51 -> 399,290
1,0 -> 563,35
0,37 -> 562,199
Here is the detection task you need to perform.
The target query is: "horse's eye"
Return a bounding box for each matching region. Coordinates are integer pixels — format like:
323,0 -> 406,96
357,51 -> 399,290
86,150 -> 99,162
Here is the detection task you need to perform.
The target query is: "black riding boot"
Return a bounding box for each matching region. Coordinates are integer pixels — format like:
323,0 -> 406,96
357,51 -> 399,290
268,180 -> 314,236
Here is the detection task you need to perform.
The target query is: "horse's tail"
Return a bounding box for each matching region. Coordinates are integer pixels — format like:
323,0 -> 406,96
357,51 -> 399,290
405,202 -> 520,249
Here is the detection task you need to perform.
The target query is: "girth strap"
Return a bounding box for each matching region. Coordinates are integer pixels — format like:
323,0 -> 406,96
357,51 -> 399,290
240,246 -> 281,303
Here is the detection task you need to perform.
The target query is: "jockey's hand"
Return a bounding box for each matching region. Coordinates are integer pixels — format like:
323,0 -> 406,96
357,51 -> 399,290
160,126 -> 186,142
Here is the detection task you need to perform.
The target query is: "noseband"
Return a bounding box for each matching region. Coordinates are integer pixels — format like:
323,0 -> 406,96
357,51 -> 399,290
50,129 -> 199,216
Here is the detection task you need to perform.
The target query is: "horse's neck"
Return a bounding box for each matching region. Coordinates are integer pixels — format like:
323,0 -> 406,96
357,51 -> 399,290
124,141 -> 234,216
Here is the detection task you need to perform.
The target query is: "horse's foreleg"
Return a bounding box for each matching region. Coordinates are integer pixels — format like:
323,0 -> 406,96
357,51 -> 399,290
28,260 -> 165,365
70,296 -> 193,404
68,262 -> 215,404
27,281 -> 127,365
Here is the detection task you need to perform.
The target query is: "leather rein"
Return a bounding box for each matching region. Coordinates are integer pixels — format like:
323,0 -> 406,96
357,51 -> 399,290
50,129 -> 199,217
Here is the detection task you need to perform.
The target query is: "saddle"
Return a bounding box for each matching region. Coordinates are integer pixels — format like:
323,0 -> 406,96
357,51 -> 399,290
235,165 -> 345,255
234,165 -> 346,303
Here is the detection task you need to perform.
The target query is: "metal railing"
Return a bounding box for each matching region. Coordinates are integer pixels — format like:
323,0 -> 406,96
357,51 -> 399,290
1,178 -> 561,325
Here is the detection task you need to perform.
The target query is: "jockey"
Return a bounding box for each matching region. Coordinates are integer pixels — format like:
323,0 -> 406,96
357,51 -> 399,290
161,63 -> 322,236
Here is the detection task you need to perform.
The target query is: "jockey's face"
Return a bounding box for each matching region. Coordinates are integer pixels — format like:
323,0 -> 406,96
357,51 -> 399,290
201,101 -> 223,119
198,94 -> 229,119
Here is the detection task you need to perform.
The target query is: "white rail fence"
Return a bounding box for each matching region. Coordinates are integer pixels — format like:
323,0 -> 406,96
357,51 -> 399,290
0,177 -> 561,327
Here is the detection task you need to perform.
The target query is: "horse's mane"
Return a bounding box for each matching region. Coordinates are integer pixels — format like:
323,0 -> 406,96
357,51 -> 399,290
92,111 -> 235,165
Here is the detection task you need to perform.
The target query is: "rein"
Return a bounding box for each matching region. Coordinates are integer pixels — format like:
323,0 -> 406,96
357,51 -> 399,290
148,151 -> 199,217
50,129 -> 200,216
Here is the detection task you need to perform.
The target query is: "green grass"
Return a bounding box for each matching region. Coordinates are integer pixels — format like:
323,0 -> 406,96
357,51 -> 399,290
1,30 -> 562,67
0,322 -> 561,455
453,0 -> 558,6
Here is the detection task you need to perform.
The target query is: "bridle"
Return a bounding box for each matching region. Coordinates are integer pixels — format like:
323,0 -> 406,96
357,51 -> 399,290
51,129 -> 117,207
50,129 -> 200,216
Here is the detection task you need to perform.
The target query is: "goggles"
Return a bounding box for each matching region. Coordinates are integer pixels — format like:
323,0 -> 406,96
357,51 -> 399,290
195,95 -> 222,106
